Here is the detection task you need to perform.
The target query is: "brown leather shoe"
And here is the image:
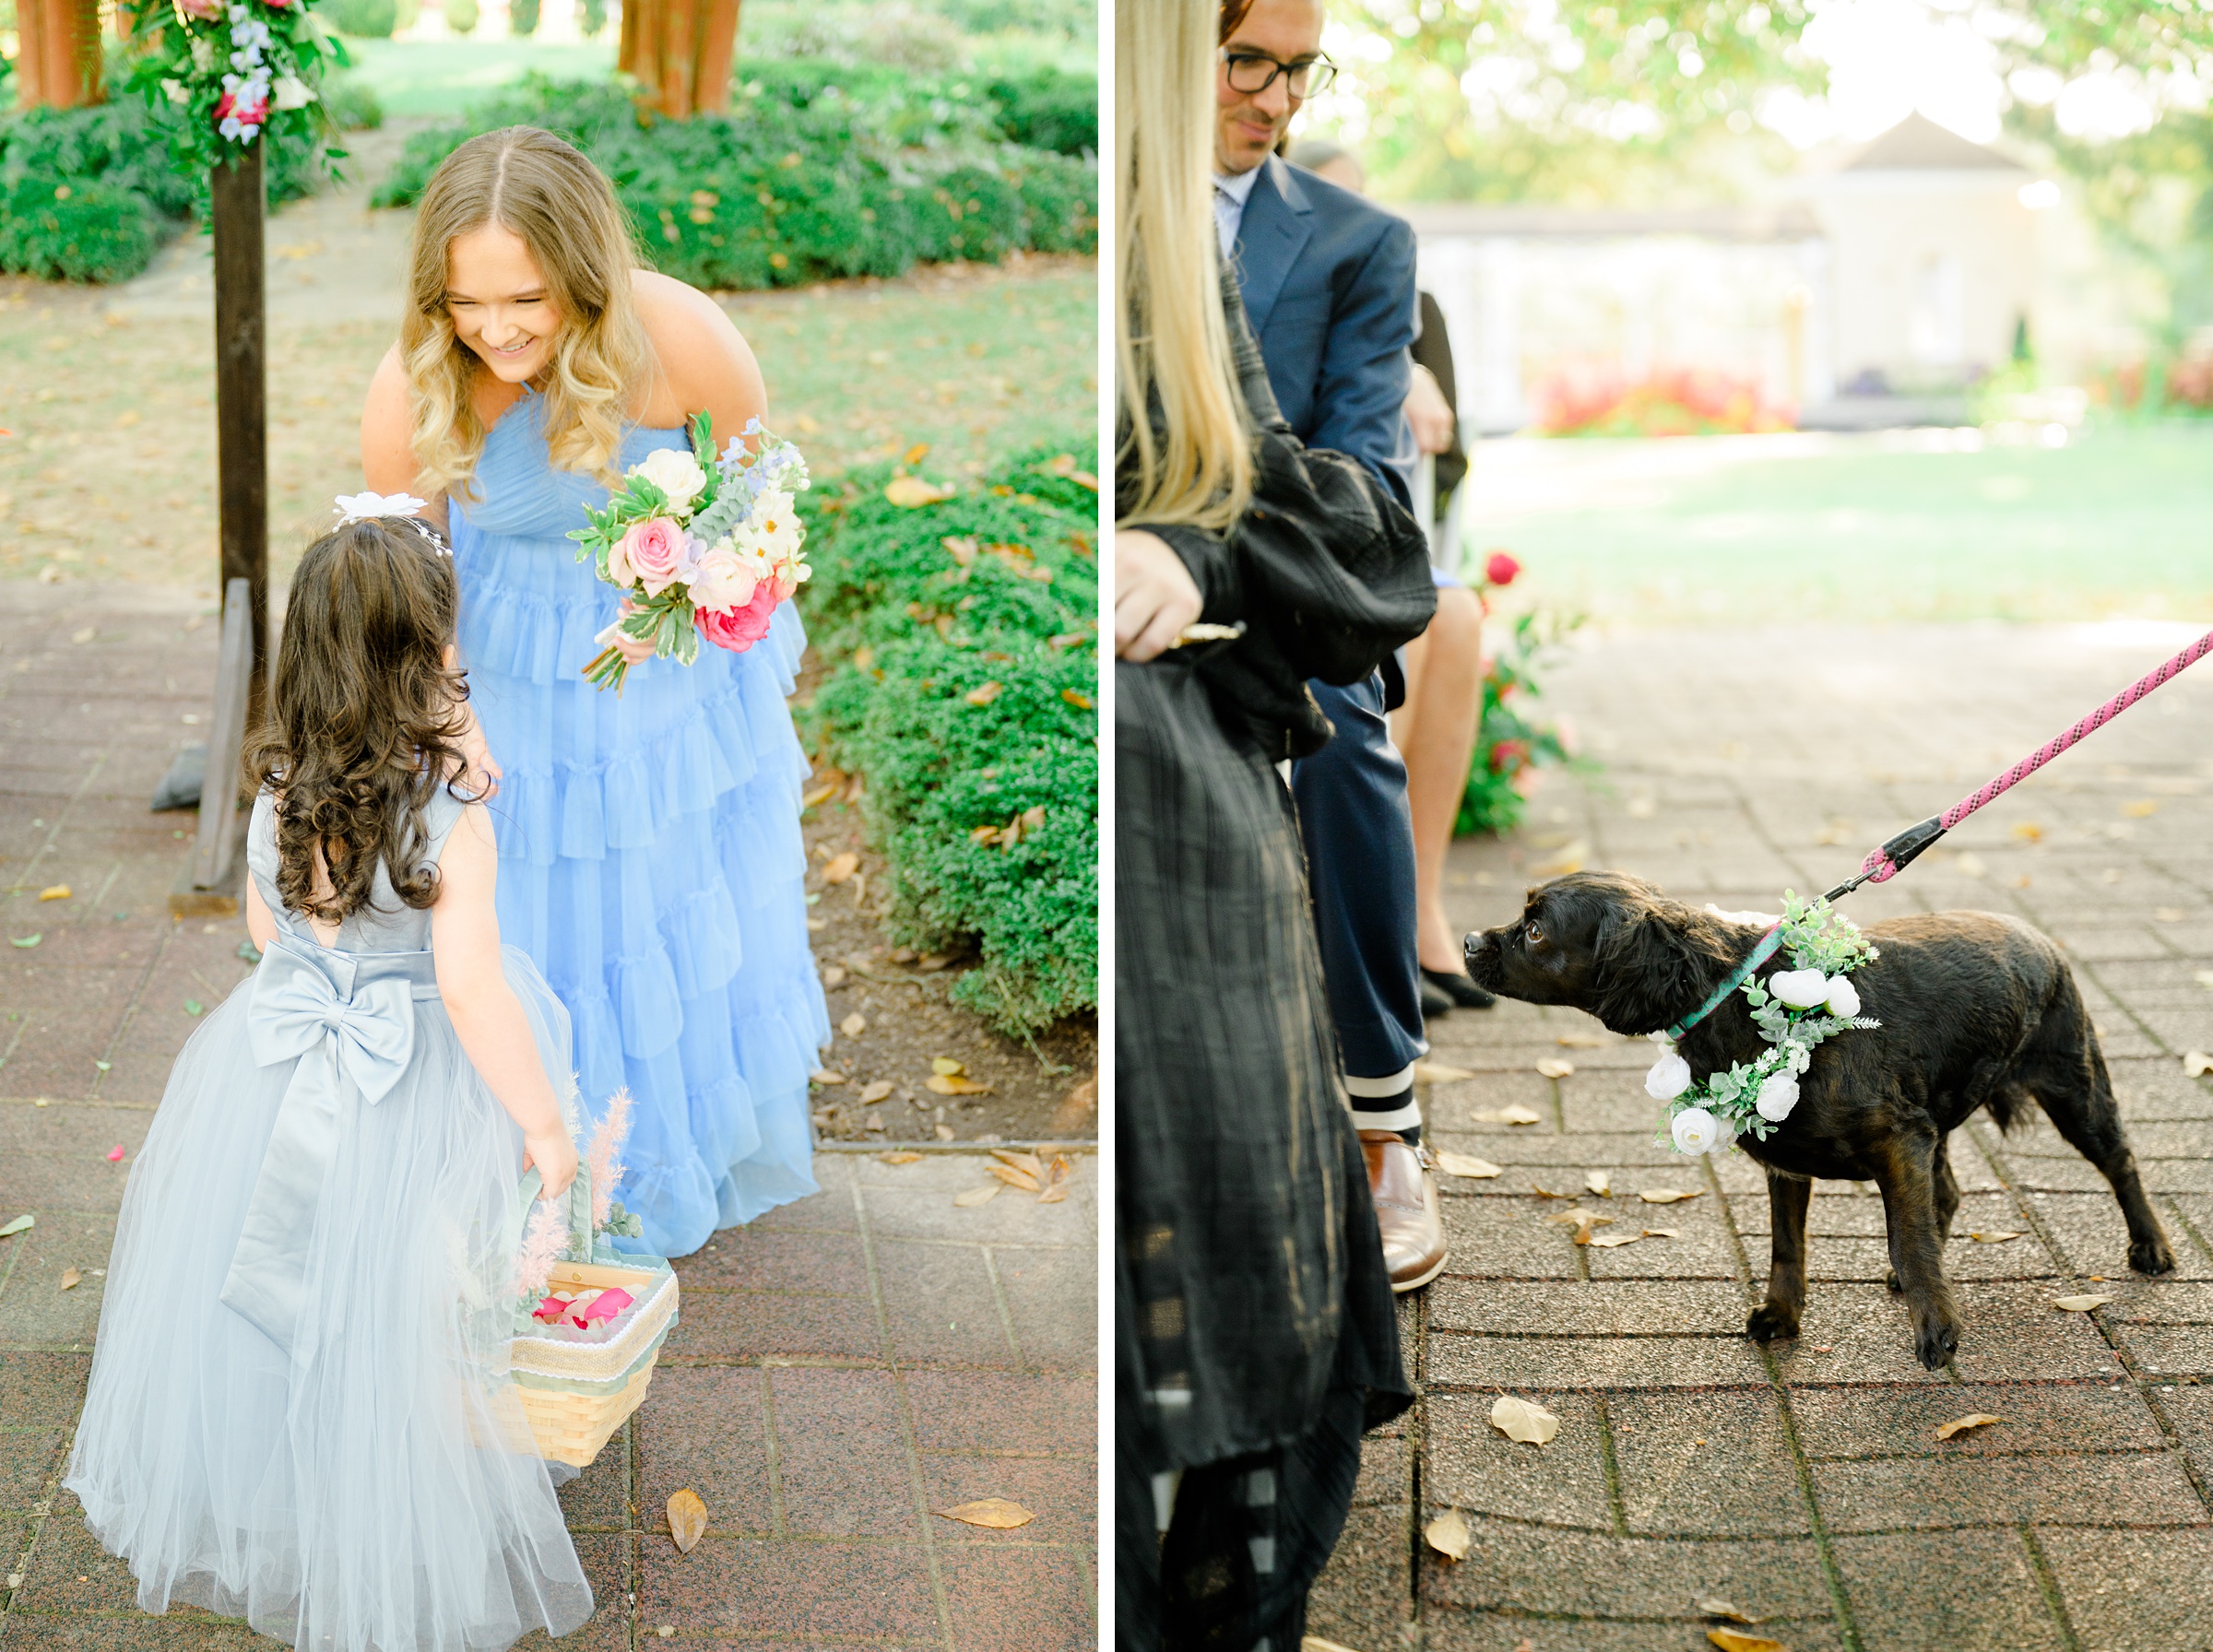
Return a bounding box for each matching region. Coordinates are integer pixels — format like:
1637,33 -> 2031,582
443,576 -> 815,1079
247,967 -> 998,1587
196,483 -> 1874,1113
1359,1128 -> 1448,1292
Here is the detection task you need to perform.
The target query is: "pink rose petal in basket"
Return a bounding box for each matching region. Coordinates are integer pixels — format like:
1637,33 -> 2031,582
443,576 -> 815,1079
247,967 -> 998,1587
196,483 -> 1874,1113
569,1287 -> 633,1329
531,1295 -> 570,1324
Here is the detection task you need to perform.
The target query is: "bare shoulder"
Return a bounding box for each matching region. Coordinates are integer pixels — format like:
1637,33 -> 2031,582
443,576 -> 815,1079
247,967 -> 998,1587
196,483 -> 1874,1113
361,340 -> 416,491
631,269 -> 765,430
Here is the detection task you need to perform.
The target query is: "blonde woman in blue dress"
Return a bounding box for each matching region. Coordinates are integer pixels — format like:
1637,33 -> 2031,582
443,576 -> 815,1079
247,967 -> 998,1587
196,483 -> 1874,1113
361,126 -> 829,1258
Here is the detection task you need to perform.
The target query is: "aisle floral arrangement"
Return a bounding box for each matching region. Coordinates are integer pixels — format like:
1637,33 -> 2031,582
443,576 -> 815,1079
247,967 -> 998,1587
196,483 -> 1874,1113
571,413 -> 811,692
127,0 -> 347,186
1646,893 -> 1882,1156
1457,550 -> 1589,837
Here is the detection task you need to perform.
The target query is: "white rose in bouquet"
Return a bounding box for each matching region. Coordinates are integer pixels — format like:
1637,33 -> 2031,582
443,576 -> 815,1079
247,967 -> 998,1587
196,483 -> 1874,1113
1769,969 -> 1830,1009
633,448 -> 709,512
1645,1051 -> 1693,1102
1755,1073 -> 1800,1122
1825,975 -> 1862,1018
1671,1105 -> 1725,1156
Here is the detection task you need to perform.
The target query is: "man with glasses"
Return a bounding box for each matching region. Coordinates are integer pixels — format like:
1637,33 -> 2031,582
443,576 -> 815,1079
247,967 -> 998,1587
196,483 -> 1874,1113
1215,0 -> 1446,1294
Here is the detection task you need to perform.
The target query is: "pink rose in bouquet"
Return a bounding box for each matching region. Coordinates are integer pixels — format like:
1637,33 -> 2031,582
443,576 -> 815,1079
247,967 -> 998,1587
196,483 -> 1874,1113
616,517 -> 688,596
688,544 -> 761,616
696,584 -> 780,654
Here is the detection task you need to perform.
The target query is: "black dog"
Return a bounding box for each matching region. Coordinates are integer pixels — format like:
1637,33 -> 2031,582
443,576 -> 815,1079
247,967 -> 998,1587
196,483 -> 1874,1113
1463,871 -> 2174,1370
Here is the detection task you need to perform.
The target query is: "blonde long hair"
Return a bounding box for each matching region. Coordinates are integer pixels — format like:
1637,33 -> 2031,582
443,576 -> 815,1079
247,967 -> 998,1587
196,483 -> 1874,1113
402,126 -> 650,500
1115,0 -> 1254,531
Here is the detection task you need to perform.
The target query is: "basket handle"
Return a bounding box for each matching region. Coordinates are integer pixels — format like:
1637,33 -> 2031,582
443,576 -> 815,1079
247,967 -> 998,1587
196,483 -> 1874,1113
514,1159 -> 598,1268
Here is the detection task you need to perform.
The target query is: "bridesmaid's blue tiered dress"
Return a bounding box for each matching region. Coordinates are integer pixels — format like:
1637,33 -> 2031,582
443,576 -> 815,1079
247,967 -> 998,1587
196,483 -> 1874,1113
451,391 -> 829,1257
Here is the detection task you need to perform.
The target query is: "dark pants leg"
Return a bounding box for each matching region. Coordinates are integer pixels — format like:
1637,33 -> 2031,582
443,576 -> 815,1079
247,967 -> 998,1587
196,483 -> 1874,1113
1291,673 -> 1426,1090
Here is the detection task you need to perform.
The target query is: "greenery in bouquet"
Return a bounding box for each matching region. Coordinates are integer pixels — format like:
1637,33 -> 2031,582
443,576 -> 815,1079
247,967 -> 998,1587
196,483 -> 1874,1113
1456,551 -> 1591,837
123,0 -> 350,213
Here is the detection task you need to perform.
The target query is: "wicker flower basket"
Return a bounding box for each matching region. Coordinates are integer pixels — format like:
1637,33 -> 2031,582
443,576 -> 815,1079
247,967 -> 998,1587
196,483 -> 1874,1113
508,1165 -> 680,1469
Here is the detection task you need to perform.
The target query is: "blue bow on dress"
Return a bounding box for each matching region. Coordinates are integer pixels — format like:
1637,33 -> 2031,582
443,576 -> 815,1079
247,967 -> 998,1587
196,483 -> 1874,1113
219,933 -> 429,1359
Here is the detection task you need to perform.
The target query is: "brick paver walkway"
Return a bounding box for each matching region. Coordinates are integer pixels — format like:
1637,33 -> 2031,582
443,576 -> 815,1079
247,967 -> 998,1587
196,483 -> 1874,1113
0,584 -> 1097,1650
1312,620 -> 2213,1652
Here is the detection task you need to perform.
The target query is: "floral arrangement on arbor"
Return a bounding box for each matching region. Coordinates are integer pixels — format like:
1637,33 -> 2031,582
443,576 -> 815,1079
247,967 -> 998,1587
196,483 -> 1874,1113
1645,893 -> 1882,1156
127,0 -> 347,188
1456,550 -> 1590,837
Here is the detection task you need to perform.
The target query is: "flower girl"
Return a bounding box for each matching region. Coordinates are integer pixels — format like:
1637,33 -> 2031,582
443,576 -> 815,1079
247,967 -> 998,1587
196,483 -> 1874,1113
66,511 -> 595,1649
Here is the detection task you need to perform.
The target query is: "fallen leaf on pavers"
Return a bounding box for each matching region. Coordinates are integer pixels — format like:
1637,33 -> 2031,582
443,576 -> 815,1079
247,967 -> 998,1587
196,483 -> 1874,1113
810,1068 -> 847,1086
988,1157 -> 1044,1192
1698,1598 -> 1758,1624
932,1056 -> 965,1075
1490,1394 -> 1559,1446
880,1150 -> 923,1164
2054,1295 -> 2113,1312
1586,1232 -> 1641,1248
9,936 -> 40,949
820,853 -> 859,884
840,1013 -> 867,1037
1707,1633 -> 1786,1652
884,475 -> 955,507
1642,1228 -> 1680,1238
927,1073 -> 992,1096
935,1125 -> 957,1141
1535,1057 -> 1575,1080
1413,1060 -> 1474,1083
1436,1152 -> 1503,1179
937,1498 -> 1034,1529
953,1184 -> 1001,1207
2012,821 -> 2045,843
667,1490 -> 709,1554
822,965 -> 846,988
2125,799 -> 2160,818
1423,1505 -> 1471,1560
37,885 -> 68,902
858,1080 -> 894,1104
1557,1032 -> 1610,1047
1530,1186 -> 1571,1199
801,780 -> 841,808
2187,1051 -> 2213,1078
1935,1413 -> 2002,1441
1471,1105 -> 1542,1126
0,1215 -> 31,1238
1585,1170 -> 1611,1197
1051,1077 -> 1098,1133
1639,1187 -> 1704,1204
1968,1231 -> 2024,1244
1530,841 -> 1588,878
58,1268 -> 80,1290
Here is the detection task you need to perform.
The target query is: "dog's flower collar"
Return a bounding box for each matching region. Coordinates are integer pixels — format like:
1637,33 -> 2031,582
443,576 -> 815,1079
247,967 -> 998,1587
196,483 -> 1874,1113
1653,891 -> 1881,1155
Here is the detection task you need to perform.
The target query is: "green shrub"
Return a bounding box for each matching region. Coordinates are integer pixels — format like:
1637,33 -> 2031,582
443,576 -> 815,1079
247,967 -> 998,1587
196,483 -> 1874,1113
0,174 -> 160,282
984,66 -> 1095,157
799,441 -> 1098,1038
322,0 -> 399,35
447,0 -> 479,30
576,0 -> 603,33
322,74 -> 385,131
508,0 -> 539,34
373,66 -> 1097,289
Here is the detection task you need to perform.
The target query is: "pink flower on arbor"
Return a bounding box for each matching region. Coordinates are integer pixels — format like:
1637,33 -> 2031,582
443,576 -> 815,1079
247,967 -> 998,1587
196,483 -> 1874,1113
1484,550 -> 1521,588
214,87 -> 268,127
178,0 -> 222,18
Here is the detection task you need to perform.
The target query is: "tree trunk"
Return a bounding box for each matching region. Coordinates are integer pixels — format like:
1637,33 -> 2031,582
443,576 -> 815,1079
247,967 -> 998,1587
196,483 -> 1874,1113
619,0 -> 740,118
15,0 -> 104,110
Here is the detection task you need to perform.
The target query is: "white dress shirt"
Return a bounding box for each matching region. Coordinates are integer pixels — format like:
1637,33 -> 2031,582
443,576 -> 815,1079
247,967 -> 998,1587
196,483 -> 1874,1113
1213,165 -> 1264,263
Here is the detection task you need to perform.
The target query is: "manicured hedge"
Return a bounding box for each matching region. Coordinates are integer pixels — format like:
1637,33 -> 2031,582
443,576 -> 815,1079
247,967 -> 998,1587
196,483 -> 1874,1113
373,65 -> 1096,290
799,440 -> 1098,1037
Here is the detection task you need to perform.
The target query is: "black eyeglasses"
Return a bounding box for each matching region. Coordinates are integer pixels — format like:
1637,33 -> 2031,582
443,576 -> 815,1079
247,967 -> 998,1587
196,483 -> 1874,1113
1220,47 -> 1338,99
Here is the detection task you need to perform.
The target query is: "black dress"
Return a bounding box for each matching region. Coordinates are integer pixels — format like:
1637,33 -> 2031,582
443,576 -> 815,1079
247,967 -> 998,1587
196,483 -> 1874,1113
1116,276 -> 1436,1651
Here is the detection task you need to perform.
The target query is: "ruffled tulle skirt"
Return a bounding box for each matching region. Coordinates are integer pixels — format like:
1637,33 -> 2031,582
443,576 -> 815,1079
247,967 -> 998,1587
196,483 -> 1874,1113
454,525 -> 830,1258
65,947 -> 593,1652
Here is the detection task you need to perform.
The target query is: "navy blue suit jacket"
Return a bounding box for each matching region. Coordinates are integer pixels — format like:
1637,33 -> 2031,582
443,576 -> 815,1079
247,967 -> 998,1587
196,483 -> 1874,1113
1231,155 -> 1418,513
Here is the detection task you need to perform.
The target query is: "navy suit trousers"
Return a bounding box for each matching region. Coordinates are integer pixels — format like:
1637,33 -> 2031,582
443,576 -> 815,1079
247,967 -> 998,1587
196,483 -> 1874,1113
1292,674 -> 1426,1082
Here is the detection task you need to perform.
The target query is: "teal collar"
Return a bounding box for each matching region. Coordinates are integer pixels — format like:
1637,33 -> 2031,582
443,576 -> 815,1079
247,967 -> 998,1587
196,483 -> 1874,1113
1665,924 -> 1783,1042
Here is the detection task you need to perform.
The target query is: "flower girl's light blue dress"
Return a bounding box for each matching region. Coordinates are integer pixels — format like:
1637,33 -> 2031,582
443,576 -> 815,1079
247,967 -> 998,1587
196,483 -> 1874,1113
452,392 -> 830,1257
66,786 -> 593,1651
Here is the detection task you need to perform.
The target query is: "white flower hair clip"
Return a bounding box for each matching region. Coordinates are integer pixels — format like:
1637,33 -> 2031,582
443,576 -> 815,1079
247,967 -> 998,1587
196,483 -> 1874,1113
332,491 -> 451,557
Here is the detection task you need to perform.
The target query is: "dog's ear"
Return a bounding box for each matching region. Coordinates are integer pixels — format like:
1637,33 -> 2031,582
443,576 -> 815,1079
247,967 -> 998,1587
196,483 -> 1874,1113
1590,899 -> 1709,1035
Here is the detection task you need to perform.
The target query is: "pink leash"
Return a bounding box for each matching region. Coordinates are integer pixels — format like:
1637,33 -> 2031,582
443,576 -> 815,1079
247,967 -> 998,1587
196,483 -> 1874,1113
1824,626 -> 2213,903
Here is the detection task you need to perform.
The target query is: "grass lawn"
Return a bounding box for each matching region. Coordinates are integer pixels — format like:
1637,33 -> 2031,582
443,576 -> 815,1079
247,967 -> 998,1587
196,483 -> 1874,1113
338,38 -> 619,117
0,255 -> 1094,594
1473,423 -> 2213,628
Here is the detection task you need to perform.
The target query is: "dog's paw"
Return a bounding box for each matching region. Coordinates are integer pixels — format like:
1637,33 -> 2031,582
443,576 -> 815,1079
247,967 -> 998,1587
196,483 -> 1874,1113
1886,1268 -> 1904,1294
2131,1235 -> 2178,1276
1914,1314 -> 1961,1371
1746,1303 -> 1800,1343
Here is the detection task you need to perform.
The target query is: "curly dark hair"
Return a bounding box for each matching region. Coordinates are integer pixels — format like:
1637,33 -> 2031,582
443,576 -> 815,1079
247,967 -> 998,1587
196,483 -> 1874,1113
244,519 -> 476,926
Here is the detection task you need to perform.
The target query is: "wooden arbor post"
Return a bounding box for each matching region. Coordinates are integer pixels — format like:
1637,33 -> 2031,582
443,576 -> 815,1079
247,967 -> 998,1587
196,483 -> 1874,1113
620,0 -> 740,117
15,0 -> 105,110
172,141 -> 269,916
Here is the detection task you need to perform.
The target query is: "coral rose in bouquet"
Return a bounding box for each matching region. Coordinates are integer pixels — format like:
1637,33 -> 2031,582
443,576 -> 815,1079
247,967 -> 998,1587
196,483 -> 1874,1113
569,413 -> 811,692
